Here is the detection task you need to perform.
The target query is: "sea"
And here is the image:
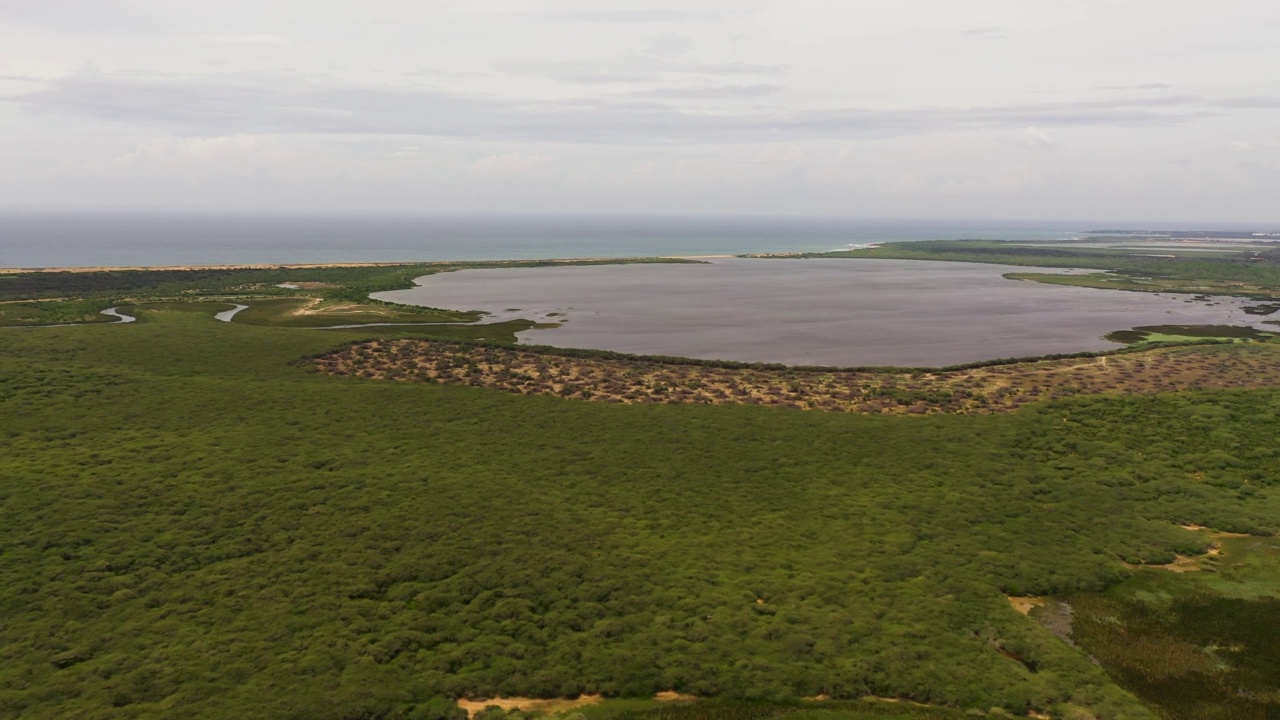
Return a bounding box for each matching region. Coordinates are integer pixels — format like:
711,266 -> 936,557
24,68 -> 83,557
0,212 -> 1109,269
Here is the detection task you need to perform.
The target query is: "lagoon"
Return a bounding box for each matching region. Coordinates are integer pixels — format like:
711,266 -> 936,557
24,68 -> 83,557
375,258 -> 1269,366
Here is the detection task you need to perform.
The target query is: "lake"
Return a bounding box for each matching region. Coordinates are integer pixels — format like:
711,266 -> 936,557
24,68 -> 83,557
375,258 -> 1269,366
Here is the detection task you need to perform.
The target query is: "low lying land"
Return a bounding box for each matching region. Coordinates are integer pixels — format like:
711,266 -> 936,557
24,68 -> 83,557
1065,533 -> 1280,720
762,238 -> 1280,300
0,257 -> 696,327
312,336 -> 1280,415
5,252 -> 1280,720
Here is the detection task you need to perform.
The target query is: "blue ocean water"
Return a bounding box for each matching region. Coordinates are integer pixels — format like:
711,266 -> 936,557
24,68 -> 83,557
0,212 -> 1099,268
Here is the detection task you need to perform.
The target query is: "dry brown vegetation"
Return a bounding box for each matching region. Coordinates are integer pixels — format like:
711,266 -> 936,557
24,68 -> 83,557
312,339 -> 1280,415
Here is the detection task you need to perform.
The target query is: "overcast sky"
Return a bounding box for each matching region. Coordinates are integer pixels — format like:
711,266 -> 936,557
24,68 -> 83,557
1,0 -> 1278,221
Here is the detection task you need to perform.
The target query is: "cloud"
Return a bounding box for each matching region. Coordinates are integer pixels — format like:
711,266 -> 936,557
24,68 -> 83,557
1096,83 -> 1175,91
205,34 -> 294,46
1009,127 -> 1057,149
961,26 -> 1005,40
991,162 -> 1043,191
0,0 -> 161,34
522,9 -> 735,23
755,145 -> 809,164
470,153 -> 552,179
642,33 -> 696,57
58,134 -> 296,176
497,57 -> 790,85
623,84 -> 783,100
0,73 -> 46,88
1219,96 -> 1280,108
1229,141 -> 1256,153
5,66 -> 1270,147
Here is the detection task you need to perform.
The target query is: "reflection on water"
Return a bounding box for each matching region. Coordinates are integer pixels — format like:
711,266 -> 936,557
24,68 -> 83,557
376,258 -> 1268,367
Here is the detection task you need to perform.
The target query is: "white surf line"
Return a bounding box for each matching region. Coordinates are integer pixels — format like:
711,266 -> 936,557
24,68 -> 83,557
215,304 -> 249,322
99,307 -> 136,323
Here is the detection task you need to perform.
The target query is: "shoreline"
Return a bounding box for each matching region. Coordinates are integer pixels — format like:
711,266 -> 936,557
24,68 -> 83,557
0,255 -> 731,275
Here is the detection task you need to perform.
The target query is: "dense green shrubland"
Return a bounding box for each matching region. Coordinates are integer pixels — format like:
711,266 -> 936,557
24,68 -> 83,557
3,309 -> 1279,718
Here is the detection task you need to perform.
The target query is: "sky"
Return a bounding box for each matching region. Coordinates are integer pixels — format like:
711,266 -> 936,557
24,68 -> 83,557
1,0 -> 1278,222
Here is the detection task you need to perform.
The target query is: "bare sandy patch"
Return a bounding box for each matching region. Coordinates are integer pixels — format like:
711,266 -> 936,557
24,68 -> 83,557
1150,555 -> 1201,573
289,298 -> 326,316
456,695 -> 602,717
654,691 -> 696,702
1007,596 -> 1047,615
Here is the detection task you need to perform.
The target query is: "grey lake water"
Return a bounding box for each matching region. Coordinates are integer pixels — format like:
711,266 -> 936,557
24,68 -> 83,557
376,258 -> 1269,367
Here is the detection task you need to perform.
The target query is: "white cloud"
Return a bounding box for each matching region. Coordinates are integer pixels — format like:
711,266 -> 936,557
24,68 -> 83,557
54,134 -> 298,177
641,33 -> 695,58
205,34 -> 294,46
1229,141 -> 1256,153
755,145 -> 809,164
991,162 -> 1044,192
3,0 -> 1280,219
961,26 -> 1006,40
115,135 -> 293,167
1009,127 -> 1057,149
470,153 -> 552,179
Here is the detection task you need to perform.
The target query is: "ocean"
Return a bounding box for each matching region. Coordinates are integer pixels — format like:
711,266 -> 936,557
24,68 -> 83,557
0,212 -> 1095,269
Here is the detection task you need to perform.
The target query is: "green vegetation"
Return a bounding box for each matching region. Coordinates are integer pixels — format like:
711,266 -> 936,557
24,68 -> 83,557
1068,537 -> 1280,719
4,306 -> 1280,719
1102,325 -> 1277,346
772,239 -> 1280,299
0,298 -> 126,326
4,255 -> 1280,719
0,258 -> 694,327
